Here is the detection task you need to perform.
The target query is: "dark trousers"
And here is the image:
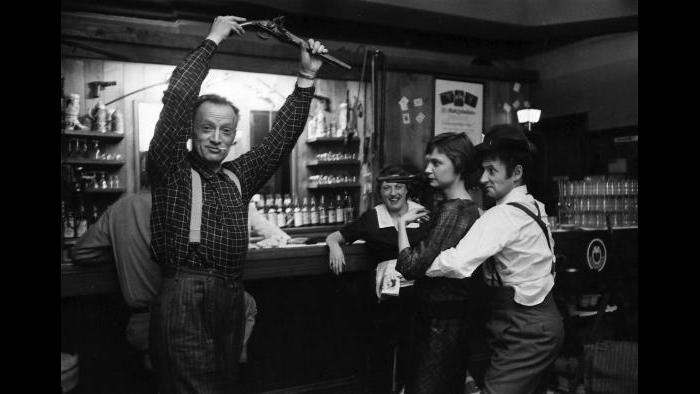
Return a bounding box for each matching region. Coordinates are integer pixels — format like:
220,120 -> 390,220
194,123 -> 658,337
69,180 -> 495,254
405,303 -> 490,394
149,268 -> 246,394
369,288 -> 416,392
483,287 -> 564,394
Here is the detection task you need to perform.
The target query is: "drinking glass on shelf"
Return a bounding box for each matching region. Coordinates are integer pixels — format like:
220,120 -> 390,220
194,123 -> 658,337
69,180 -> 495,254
80,139 -> 89,158
99,172 -> 109,189
91,140 -> 101,160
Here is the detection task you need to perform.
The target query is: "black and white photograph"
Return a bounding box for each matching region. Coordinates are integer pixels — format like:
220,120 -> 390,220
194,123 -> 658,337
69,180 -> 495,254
60,1 -> 638,393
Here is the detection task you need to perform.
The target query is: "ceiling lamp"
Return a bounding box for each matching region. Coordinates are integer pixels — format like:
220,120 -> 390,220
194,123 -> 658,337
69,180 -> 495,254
516,102 -> 541,131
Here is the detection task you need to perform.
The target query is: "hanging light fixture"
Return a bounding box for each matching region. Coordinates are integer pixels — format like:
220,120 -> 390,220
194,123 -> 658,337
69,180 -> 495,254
516,101 -> 541,131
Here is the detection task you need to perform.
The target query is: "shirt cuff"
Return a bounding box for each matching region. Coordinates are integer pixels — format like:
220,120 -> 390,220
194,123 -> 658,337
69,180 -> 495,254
201,39 -> 219,55
293,84 -> 316,97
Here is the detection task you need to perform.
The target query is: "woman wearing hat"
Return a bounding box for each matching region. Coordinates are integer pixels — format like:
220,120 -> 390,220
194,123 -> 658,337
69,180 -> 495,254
326,164 -> 429,392
395,132 -> 490,394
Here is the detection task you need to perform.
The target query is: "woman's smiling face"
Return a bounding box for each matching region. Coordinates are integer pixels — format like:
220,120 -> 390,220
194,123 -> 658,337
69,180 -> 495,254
380,181 -> 408,213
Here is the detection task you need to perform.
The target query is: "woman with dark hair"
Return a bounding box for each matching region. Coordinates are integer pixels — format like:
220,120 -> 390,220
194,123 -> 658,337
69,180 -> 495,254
395,132 -> 490,394
326,164 -> 429,392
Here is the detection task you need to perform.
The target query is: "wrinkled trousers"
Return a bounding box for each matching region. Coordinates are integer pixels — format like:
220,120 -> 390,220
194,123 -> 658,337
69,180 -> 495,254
483,287 -> 564,394
150,267 -> 246,394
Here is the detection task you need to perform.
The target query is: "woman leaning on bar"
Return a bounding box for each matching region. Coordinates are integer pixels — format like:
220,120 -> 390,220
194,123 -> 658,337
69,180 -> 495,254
326,164 -> 429,392
395,132 -> 491,394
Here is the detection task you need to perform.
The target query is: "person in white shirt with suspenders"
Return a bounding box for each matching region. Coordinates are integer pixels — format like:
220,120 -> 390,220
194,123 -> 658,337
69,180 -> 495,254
423,124 -> 564,394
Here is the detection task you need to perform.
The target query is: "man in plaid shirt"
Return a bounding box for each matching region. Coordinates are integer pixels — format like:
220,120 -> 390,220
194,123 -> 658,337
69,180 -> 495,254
147,15 -> 327,393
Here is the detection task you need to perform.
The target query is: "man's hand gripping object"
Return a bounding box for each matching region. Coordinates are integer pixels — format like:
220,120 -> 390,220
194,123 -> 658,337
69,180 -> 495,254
241,16 -> 351,70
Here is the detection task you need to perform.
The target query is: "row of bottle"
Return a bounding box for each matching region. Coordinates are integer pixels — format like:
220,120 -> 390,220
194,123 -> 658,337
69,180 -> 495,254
255,192 -> 355,228
62,201 -> 103,239
65,138 -> 124,161
66,167 -> 122,193
308,174 -> 358,186
315,152 -> 358,162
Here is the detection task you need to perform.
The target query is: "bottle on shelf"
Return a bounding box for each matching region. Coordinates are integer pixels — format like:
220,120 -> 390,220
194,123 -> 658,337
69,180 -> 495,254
328,196 -> 337,224
276,198 -> 286,228
335,194 -> 344,224
76,203 -> 88,237
344,191 -> 354,223
293,195 -> 303,228
284,195 -> 294,227
318,195 -> 328,225
301,196 -> 310,226
274,193 -> 283,212
310,196 -> 319,226
267,197 -> 277,224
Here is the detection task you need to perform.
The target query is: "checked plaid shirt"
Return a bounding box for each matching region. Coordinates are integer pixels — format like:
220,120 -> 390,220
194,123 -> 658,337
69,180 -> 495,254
147,39 -> 315,276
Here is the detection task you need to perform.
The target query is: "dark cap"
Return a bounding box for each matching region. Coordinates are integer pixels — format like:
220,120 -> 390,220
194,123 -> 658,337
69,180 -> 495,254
476,124 -> 530,153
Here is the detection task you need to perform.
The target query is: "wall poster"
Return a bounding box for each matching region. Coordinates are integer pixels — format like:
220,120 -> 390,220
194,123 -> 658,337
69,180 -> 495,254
434,78 -> 484,145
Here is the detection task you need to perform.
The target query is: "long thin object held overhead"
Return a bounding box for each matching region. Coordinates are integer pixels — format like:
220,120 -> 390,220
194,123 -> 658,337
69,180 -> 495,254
240,16 -> 351,70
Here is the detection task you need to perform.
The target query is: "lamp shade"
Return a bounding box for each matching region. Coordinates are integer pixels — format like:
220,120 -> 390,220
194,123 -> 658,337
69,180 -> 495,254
517,108 -> 541,124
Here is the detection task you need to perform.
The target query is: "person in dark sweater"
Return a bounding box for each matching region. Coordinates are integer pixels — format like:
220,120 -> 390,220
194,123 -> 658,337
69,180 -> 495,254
396,132 -> 490,394
326,164 -> 429,392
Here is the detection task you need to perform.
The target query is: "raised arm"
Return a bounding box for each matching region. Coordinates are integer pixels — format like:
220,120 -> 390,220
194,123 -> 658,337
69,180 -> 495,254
147,16 -> 246,185
227,39 -> 327,201
396,204 -> 478,280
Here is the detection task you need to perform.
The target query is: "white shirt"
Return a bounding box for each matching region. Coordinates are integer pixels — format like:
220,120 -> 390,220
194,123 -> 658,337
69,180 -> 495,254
426,185 -> 555,306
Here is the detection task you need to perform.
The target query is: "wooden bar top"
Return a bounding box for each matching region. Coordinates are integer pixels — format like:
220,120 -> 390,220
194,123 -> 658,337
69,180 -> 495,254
61,227 -> 637,298
61,243 -> 369,298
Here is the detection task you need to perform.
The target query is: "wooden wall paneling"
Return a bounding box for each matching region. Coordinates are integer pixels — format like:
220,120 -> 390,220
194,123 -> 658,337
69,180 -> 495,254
383,72 -> 433,172
122,62 -> 145,192
61,58 -> 86,120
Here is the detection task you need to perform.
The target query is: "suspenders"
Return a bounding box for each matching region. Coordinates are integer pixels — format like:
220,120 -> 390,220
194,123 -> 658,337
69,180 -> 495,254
189,168 -> 241,243
487,201 -> 556,287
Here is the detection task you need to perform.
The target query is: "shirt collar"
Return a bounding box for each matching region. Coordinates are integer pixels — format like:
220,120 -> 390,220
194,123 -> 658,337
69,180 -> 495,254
375,200 -> 424,229
187,151 -> 219,180
497,185 -> 529,205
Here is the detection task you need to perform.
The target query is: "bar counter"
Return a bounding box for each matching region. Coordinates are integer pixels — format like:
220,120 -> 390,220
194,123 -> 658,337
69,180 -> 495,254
61,227 -> 637,393
61,227 -> 638,298
62,242 -> 370,297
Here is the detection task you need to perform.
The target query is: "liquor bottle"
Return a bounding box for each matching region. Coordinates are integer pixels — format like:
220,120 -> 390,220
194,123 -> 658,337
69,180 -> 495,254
301,197 -> 310,226
293,196 -> 303,227
335,194 -> 344,224
344,191 -> 354,223
318,195 -> 328,225
274,193 -> 283,212
310,196 -> 319,226
276,203 -> 286,228
328,196 -> 337,224
267,197 -> 277,224
285,195 -> 294,227
265,194 -> 274,215
76,203 -> 88,237
64,206 -> 76,239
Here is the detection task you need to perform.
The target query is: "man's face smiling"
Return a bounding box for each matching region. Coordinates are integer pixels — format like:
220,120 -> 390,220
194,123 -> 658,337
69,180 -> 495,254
192,102 -> 237,169
480,157 -> 519,200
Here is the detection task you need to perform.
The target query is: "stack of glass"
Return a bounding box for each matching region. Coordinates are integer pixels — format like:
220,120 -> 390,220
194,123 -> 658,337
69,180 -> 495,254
557,176 -> 638,228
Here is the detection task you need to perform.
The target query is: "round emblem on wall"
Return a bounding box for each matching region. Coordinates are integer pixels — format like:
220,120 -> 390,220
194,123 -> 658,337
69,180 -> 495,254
586,238 -> 607,272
